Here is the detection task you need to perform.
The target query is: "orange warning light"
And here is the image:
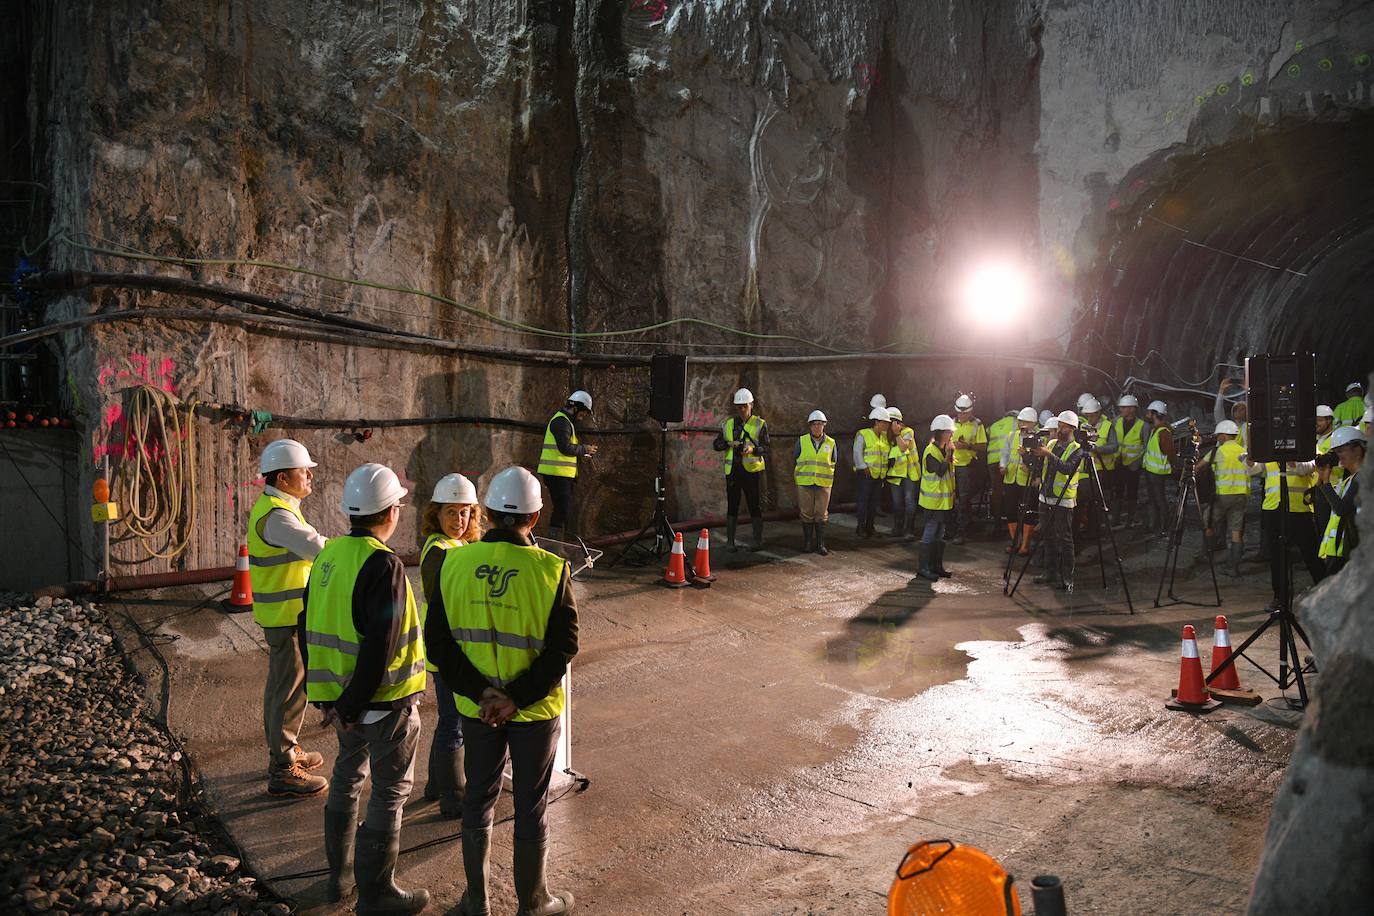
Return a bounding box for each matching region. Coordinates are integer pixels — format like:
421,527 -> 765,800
93,478 -> 110,503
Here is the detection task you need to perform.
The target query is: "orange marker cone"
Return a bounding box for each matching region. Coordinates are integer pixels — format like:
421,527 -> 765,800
1166,624 -> 1221,711
221,544 -> 254,613
661,532 -> 689,588
1208,615 -> 1241,690
690,529 -> 716,584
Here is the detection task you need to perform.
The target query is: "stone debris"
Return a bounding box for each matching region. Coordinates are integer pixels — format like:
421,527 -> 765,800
0,592 -> 283,914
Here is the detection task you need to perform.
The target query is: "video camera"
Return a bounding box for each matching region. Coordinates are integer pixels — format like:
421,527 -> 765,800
1021,431 -> 1045,452
1072,424 -> 1098,448
1315,451 -> 1340,470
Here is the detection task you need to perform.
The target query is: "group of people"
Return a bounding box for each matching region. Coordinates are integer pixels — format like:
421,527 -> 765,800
248,440 -> 576,915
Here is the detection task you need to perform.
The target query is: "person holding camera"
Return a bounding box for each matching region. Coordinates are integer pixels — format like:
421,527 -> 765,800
1142,401 -> 1176,538
1000,407 -> 1041,555
885,408 -> 918,539
1032,411 -> 1086,591
1075,397 -> 1117,544
917,415 -> 957,580
537,390 -> 598,541
1316,426 -> 1365,575
1313,404 -> 1343,538
1194,421 -> 1248,577
714,387 -> 771,551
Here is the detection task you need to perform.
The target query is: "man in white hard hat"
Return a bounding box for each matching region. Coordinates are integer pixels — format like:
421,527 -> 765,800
884,408 -> 917,539
425,466 -> 578,916
303,463 -> 429,912
1316,425 -> 1365,575
948,394 -> 987,545
1194,421 -> 1248,577
999,408 -> 1041,555
713,387 -> 771,550
917,415 -> 957,580
1333,382 -> 1365,428
1141,400 -> 1176,538
1214,378 -> 1249,449
852,406 -> 891,538
248,438 -> 328,799
794,410 -> 837,554
1075,397 -> 1118,544
1111,395 -> 1146,529
536,390 -> 598,541
1031,411 -> 1087,591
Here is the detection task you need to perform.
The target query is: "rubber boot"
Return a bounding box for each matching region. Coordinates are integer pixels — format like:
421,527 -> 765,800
726,517 -> 739,552
801,523 -> 814,553
1227,541 -> 1243,578
815,522 -> 829,556
934,541 -> 952,578
323,805 -> 357,903
513,837 -> 574,916
456,826 -> 491,916
354,824 -> 430,915
917,544 -> 938,581
750,518 -> 765,551
423,740 -> 445,803
1005,523 -> 1018,553
438,747 -> 465,820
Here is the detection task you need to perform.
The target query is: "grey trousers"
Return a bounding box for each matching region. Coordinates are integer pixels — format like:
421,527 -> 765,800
1041,504 -> 1075,584
262,625 -> 307,771
326,704 -> 421,833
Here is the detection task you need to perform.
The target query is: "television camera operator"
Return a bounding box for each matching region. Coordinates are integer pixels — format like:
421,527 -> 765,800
1315,426 -> 1366,575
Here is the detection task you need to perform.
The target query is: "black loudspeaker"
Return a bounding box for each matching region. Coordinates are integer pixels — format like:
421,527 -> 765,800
649,353 -> 687,423
1246,353 -> 1316,462
1003,366 -> 1034,413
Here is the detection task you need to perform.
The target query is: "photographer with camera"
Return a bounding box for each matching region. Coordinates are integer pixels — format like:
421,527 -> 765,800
1031,411 -> 1086,591
1075,397 -> 1117,545
1193,420 -> 1248,577
1316,426 -> 1365,575
1000,408 -> 1041,555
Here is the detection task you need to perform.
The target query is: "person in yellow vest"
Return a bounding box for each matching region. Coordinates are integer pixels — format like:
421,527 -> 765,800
1214,378 -> 1249,450
1141,400 -> 1176,538
1074,397 -> 1118,543
1000,407 -> 1040,555
1246,455 -> 1326,611
986,410 -> 1017,527
884,408 -> 918,539
248,438 -> 329,799
917,415 -> 956,581
418,473 -> 482,820
536,390 -> 598,541
1313,404 -> 1343,539
712,387 -> 771,551
424,466 -> 578,916
1333,381 -> 1365,428
1315,425 -> 1365,575
1194,421 -> 1248,577
1031,411 -> 1086,591
303,463 -> 429,913
948,394 -> 988,544
794,410 -> 837,555
1110,395 -> 1147,529
852,406 -> 891,539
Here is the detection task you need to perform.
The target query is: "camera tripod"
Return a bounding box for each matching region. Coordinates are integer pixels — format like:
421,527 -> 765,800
1153,454 -> 1222,608
610,421 -> 677,566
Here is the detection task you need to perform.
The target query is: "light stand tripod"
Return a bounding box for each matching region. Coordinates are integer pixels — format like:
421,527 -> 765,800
1154,430 -> 1221,608
1206,469 -> 1314,709
610,421 -> 676,566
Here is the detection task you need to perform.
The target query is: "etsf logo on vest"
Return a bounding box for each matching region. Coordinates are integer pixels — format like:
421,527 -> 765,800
317,560 -> 335,587
476,564 -> 520,598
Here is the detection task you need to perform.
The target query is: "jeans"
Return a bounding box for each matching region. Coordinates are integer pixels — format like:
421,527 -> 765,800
327,704 -> 421,833
921,509 -> 948,545
461,715 -> 560,841
855,473 -> 882,529
1144,471 -> 1171,530
1040,503 -> 1074,584
432,671 -> 463,753
890,479 -> 917,532
541,474 -> 575,531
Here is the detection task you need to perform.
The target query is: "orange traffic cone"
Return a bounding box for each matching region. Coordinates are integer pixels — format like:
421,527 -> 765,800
1206,615 -> 1260,704
221,544 -> 254,613
690,529 -> 716,584
1166,624 -> 1220,711
661,532 -> 689,588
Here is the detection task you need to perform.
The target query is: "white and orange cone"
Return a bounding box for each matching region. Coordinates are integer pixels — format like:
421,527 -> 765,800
221,544 -> 254,613
1166,624 -> 1221,712
690,529 -> 716,584
662,532 -> 689,588
1206,615 -> 1260,703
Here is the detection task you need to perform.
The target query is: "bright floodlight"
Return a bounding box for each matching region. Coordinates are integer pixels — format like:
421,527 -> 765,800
962,262 -> 1029,326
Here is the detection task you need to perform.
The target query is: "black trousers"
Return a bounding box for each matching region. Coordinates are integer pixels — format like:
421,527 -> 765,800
541,474 -> 575,531
726,469 -> 762,519
461,715 -> 560,841
1113,466 -> 1141,521
1261,509 -> 1325,598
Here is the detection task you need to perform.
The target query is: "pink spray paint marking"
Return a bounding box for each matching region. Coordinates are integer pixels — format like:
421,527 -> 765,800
630,0 -> 668,23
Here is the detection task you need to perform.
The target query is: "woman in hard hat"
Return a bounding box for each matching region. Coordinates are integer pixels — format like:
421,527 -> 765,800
853,406 -> 891,538
917,415 -> 956,580
713,387 -> 771,550
1316,425 -> 1365,575
1000,408 -> 1041,555
793,410 -> 837,555
885,408 -> 918,539
417,473 -> 482,819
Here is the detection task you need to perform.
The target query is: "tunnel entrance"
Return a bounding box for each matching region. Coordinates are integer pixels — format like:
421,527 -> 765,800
1079,113 -> 1374,404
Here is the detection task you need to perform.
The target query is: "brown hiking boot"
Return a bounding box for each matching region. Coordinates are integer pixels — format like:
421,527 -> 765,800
268,761 -> 327,798
292,747 -> 324,770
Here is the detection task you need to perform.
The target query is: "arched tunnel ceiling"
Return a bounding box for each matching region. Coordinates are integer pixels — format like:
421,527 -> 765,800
1083,114 -> 1374,402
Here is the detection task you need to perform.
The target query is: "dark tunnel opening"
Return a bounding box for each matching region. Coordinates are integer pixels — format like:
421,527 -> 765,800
1079,113 -> 1374,406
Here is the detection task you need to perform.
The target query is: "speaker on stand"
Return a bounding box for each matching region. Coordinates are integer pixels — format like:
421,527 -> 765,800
613,353 -> 687,565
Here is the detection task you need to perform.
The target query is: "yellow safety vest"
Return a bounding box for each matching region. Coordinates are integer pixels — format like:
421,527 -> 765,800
1333,395 -> 1365,428
304,535 -> 427,704
858,428 -> 888,479
986,416 -> 1015,469
1262,463 -> 1314,513
1002,428 -> 1031,486
1318,475 -> 1355,559
952,419 -> 986,468
1143,426 -> 1172,476
1212,440 -> 1249,496
918,442 -> 954,510
420,533 -> 461,673
1316,432 -> 1346,485
886,441 -> 911,484
794,435 -> 836,487
1114,417 -> 1146,466
723,416 -> 766,474
536,410 -> 579,478
1089,417 -> 1116,470
247,493 -> 315,628
1043,440 -> 1082,502
439,539 -> 567,722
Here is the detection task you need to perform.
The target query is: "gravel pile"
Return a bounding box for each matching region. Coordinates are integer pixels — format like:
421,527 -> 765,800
0,593 -> 288,915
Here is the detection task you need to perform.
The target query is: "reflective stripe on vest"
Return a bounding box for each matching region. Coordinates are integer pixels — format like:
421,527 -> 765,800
952,419 -> 986,468
536,411 -> 579,478
1333,396 -> 1365,428
858,428 -> 888,479
247,493 -> 314,628
723,416 -> 766,474
1091,417 -> 1116,470
918,442 -> 954,510
420,533 -> 461,672
1115,417 -> 1145,466
1319,475 -> 1355,559
1044,440 -> 1082,502
439,539 -> 567,722
1143,427 -> 1171,475
1213,441 -> 1249,495
303,535 -> 427,704
794,435 -> 836,487
986,416 -> 1015,467
1002,429 -> 1031,486
1262,464 -> 1314,513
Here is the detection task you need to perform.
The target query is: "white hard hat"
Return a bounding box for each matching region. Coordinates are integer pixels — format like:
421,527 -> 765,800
1041,420 -> 1057,433
733,388 -> 755,405
1075,392 -> 1094,410
1017,407 -> 1039,422
954,394 -> 974,411
1081,397 -> 1102,414
431,473 -> 477,504
868,407 -> 891,422
1329,426 -> 1367,448
259,438 -> 317,474
808,409 -> 828,423
886,407 -> 904,422
1057,410 -> 1079,428
870,394 -> 887,409
1147,400 -> 1167,415
1038,409 -> 1055,427
568,390 -> 592,411
1346,381 -> 1364,393
1117,395 -> 1139,408
483,466 -> 543,514
1215,420 -> 1239,436
1316,404 -> 1333,418
931,414 -> 955,432
341,463 -> 407,516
